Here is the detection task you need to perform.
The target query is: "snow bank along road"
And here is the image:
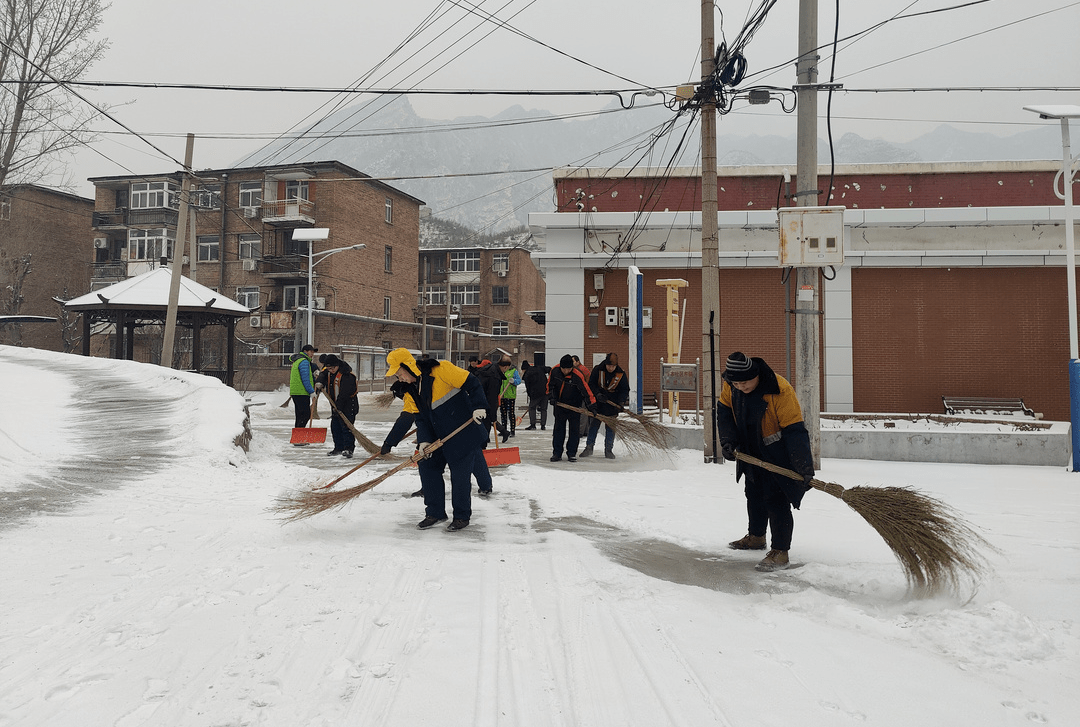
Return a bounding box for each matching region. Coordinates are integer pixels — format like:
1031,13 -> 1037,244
1,346 -> 1077,726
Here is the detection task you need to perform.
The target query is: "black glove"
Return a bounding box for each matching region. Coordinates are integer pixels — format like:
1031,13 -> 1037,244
390,381 -> 409,400
586,402 -> 598,414
380,442 -> 392,455
720,443 -> 737,461
595,390 -> 608,403
803,473 -> 815,491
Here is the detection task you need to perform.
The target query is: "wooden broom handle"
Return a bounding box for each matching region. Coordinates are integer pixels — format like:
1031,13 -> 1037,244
412,417 -> 477,462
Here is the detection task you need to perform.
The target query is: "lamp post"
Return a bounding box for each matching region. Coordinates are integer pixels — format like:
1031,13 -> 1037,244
1023,105 -> 1080,469
291,228 -> 364,345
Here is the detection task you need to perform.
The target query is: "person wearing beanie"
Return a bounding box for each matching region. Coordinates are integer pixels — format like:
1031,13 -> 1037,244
546,354 -> 597,462
717,351 -> 815,571
582,352 -> 630,459
521,360 -> 549,430
320,354 -> 359,458
385,347 -> 489,531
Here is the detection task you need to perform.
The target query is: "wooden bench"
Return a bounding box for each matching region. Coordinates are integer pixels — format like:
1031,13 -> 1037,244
942,396 -> 1035,418
641,392 -> 659,409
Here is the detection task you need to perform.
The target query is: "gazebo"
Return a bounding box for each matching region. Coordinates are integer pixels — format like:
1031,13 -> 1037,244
65,267 -> 252,386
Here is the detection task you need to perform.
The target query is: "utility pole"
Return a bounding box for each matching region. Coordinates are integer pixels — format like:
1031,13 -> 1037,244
795,0 -> 822,466
162,133 -> 195,369
700,0 -> 721,463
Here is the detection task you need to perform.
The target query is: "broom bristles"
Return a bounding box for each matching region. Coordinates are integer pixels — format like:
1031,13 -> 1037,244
273,467 -> 400,522
838,485 -> 993,594
373,391 -> 396,408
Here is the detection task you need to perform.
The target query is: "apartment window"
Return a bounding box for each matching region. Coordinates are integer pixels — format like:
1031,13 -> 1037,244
281,339 -> 296,367
285,179 -> 309,201
283,284 -> 307,310
197,235 -> 219,262
493,252 -> 509,273
450,250 -> 480,272
193,184 -> 221,209
385,197 -> 393,224
423,285 -> 446,306
0,195 -> 10,220
384,245 -> 393,272
383,297 -> 392,320
235,286 -> 260,308
492,286 -> 509,305
239,181 -> 261,209
492,320 -> 509,336
127,228 -> 174,261
130,181 -> 178,209
429,326 -> 444,343
450,284 -> 479,306
238,234 -> 262,260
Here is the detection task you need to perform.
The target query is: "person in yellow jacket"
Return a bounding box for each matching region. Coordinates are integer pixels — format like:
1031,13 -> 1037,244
385,348 -> 490,531
716,351 -> 815,572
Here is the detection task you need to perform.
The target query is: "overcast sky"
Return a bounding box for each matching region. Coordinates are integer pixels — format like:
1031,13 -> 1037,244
58,0 -> 1080,196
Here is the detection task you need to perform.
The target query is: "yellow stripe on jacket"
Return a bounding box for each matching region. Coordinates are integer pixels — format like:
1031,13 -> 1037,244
718,374 -> 804,443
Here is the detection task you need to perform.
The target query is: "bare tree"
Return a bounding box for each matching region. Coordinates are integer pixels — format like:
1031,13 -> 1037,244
0,248 -> 32,344
0,0 -> 108,188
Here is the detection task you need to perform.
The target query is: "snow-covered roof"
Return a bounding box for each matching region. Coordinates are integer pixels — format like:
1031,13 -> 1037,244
65,267 -> 251,315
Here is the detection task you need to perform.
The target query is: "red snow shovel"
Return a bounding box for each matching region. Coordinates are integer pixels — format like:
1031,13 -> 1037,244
290,418 -> 327,444
483,399 -> 520,467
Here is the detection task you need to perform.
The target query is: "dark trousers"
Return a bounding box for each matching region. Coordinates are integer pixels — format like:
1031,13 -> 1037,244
745,473 -> 794,551
419,447 -> 478,522
527,394 -> 548,428
330,410 -> 356,452
585,417 -> 616,451
472,449 -> 492,492
292,394 -> 311,428
551,407 -> 581,458
499,398 -> 517,432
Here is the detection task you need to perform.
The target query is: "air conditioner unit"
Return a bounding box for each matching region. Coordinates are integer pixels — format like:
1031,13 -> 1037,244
243,207 -> 258,218
93,237 -> 108,249
313,297 -> 326,310
497,270 -> 507,277
249,315 -> 262,328
242,259 -> 258,271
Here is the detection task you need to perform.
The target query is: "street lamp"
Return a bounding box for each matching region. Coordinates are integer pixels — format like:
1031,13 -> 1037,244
291,228 -> 365,345
1023,104 -> 1080,469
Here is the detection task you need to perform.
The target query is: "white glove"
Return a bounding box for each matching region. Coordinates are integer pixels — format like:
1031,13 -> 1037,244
416,442 -> 433,459
472,408 -> 487,423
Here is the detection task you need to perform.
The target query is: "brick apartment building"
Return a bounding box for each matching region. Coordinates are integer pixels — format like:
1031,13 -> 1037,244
89,161 -> 424,389
530,161 -> 1077,421
0,185 -> 95,350
418,246 -> 545,368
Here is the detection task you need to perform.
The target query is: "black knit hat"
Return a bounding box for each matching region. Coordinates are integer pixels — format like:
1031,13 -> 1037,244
559,354 -> 574,368
724,351 -> 759,381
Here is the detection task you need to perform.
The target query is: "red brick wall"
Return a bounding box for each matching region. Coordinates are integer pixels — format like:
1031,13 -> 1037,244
852,267 -> 1073,421
580,267 -> 798,410
557,169 -> 1062,213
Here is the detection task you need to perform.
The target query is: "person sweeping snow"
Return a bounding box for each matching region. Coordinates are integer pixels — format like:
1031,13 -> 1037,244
717,351 -> 815,572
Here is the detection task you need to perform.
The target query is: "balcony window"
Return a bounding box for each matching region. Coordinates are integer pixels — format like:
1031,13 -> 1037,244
127,228 -> 174,261
283,284 -> 307,310
423,285 -> 446,306
492,286 -> 509,305
197,235 -> 219,262
193,184 -> 221,209
130,181 -> 178,209
239,182 -> 261,209
493,252 -> 509,273
450,284 -> 479,306
285,180 -> 309,201
235,286 -> 260,308
492,320 -> 509,336
239,234 -> 262,260
450,251 -> 479,272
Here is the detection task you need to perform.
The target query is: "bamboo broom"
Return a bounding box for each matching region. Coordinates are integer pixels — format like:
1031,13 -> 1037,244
274,419 -> 474,522
734,452 -> 993,594
556,403 -> 671,455
601,399 -> 674,450
321,391 -> 380,455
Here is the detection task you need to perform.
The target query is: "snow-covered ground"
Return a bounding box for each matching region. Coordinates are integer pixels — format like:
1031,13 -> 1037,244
1,345 -> 1078,726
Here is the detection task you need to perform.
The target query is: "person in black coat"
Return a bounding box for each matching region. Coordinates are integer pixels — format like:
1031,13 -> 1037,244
318,354 -> 359,458
581,352 -> 630,458
521,360 -> 549,430
546,354 -> 596,462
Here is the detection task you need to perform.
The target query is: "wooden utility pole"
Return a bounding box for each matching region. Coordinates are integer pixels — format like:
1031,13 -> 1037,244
795,0 -> 822,466
700,0 -> 722,463
161,133 -> 195,369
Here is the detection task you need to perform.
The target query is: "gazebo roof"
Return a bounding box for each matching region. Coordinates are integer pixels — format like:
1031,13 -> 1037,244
66,268 -> 251,316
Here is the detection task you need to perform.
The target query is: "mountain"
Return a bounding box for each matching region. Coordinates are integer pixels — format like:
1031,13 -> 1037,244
242,97 -> 1062,232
